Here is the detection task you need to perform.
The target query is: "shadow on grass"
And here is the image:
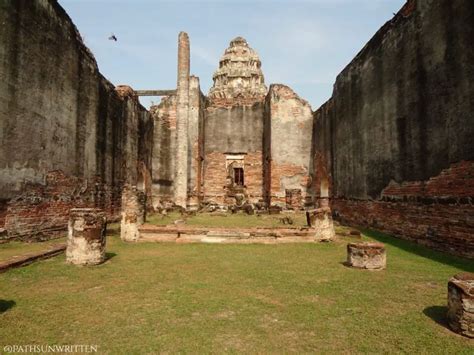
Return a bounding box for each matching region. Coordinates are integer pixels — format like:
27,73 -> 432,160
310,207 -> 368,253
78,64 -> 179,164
105,252 -> 117,262
423,305 -> 449,329
360,229 -> 474,272
0,300 -> 16,313
339,261 -> 351,268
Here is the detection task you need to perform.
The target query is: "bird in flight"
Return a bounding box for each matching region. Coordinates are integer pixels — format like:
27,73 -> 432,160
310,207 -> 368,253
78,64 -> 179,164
108,33 -> 117,41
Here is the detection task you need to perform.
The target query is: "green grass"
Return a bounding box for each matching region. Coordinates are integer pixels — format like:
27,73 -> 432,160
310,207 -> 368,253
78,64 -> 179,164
0,238 -> 66,263
146,211 -> 308,228
0,228 -> 473,353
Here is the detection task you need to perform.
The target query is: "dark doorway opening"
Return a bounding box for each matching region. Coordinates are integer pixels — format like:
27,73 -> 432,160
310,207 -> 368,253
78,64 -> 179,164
234,167 -> 244,186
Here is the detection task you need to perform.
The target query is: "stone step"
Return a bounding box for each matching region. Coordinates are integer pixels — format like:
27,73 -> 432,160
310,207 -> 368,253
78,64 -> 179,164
0,244 -> 66,273
136,226 -> 321,244
206,231 -> 251,239
134,224 -> 330,244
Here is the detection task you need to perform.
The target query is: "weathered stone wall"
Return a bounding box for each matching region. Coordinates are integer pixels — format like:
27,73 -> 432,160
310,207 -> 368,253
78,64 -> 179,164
188,76 -> 206,207
199,84 -> 313,207
151,96 -> 177,209
202,102 -> 265,204
151,77 -> 205,209
204,103 -> 265,153
314,0 -> 474,257
4,171 -> 94,241
0,0 -> 152,241
332,161 -> 474,258
1,0 -> 95,197
265,85 -> 314,208
312,100 -> 333,201
137,102 -> 154,211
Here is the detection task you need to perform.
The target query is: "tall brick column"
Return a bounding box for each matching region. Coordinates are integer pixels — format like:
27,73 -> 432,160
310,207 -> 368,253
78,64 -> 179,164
174,31 -> 190,209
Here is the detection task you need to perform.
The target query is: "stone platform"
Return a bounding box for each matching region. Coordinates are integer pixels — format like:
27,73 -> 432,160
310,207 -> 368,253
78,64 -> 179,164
137,225 -> 325,244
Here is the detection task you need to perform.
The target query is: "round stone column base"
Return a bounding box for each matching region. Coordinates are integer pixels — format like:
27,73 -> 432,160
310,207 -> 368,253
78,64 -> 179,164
447,272 -> 474,338
347,242 -> 386,270
66,208 -> 106,266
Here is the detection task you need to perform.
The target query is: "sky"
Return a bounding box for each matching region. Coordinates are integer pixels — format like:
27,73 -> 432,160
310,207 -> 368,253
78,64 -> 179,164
59,0 -> 406,109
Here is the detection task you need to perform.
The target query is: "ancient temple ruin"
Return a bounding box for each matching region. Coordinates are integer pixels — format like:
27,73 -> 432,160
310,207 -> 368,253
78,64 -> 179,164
152,35 -> 314,212
0,0 -> 473,258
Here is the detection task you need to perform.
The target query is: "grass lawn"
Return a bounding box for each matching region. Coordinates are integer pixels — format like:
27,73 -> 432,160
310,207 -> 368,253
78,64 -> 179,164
146,211 -> 309,228
0,238 -> 66,263
0,226 -> 473,353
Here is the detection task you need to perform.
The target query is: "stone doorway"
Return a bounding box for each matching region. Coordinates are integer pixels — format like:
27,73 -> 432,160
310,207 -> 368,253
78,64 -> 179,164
225,154 -> 245,188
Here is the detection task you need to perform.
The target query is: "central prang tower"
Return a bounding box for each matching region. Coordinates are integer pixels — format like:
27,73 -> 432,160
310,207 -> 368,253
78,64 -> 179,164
209,37 -> 267,104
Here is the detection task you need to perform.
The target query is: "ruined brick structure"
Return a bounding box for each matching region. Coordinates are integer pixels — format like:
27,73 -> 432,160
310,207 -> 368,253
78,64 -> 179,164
151,0 -> 474,257
152,37 -> 314,210
1,0 -> 473,258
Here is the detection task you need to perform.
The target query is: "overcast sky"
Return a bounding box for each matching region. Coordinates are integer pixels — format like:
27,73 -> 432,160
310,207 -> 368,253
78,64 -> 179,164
59,0 -> 406,109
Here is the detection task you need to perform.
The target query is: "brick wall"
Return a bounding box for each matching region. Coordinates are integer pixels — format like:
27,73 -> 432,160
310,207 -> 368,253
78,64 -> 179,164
332,162 -> 474,258
150,96 -> 177,208
244,152 -> 264,201
332,199 -> 474,259
207,96 -> 266,109
314,0 -> 474,257
265,84 -> 313,209
202,100 -> 265,206
202,152 -> 264,204
4,171 -> 117,241
381,161 -> 474,202
269,163 -> 310,206
202,152 -> 227,202
187,76 -> 206,206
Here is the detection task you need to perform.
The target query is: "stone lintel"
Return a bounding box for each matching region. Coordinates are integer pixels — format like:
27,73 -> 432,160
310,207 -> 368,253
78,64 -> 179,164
136,90 -> 177,96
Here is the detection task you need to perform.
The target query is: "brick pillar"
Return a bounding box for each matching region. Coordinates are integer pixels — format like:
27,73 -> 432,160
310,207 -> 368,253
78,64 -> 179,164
310,206 -> 335,241
120,185 -> 146,242
66,208 -> 106,266
175,31 -> 190,209
319,197 -> 330,208
187,75 -> 202,211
